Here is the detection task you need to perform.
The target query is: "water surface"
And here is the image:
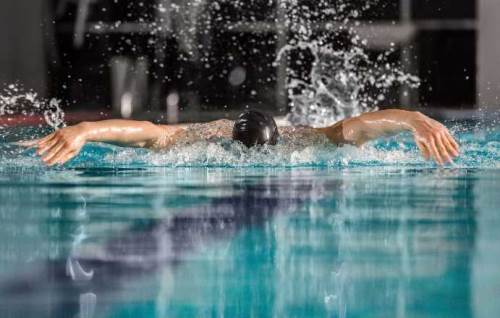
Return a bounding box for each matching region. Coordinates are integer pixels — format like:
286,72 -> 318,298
0,128 -> 499,318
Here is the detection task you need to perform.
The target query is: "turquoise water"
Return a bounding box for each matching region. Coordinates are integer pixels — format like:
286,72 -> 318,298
0,126 -> 499,318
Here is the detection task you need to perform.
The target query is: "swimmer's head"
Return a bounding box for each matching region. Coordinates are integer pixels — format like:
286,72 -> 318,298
232,110 -> 279,148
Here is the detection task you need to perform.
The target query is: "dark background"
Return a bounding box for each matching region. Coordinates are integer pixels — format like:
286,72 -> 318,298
0,0 -> 495,123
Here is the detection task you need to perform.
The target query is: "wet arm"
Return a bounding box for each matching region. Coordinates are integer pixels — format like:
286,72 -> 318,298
79,120 -> 181,148
316,109 -> 460,164
26,120 -> 183,165
317,110 -> 417,146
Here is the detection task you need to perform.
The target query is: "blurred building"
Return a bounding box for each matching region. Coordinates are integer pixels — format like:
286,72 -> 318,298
0,0 -> 499,123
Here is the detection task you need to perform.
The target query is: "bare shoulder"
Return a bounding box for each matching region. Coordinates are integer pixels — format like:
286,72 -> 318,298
210,119 -> 234,127
203,119 -> 234,138
278,125 -> 331,144
276,120 -> 354,146
149,119 -> 235,149
187,119 -> 233,131
147,124 -> 186,149
279,125 -> 321,136
179,118 -> 235,142
158,124 -> 185,133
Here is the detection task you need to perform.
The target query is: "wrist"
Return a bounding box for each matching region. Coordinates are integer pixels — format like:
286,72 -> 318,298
406,111 -> 425,131
76,122 -> 93,142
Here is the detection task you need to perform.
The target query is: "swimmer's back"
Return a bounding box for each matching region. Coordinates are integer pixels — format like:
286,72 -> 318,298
155,119 -> 328,149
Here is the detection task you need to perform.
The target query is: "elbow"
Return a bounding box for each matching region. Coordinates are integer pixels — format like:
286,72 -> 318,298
342,117 -> 366,145
141,121 -> 166,135
140,120 -> 158,129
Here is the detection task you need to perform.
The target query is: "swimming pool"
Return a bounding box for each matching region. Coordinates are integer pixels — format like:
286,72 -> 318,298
0,125 -> 499,318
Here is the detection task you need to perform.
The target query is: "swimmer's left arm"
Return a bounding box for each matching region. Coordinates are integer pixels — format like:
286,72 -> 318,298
316,109 -> 460,165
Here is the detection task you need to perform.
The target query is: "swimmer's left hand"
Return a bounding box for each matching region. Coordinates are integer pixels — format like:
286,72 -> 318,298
409,112 -> 460,165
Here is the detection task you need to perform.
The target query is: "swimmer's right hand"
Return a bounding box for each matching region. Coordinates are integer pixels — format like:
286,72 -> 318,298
22,123 -> 89,166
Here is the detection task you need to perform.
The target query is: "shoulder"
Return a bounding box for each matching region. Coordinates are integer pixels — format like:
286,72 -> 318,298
278,125 -> 330,144
279,125 -> 319,136
181,119 -> 235,142
188,119 -> 234,129
158,124 -> 185,134
147,124 -> 185,149
211,119 -> 234,128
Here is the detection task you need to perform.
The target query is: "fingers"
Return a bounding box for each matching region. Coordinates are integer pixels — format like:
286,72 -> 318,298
444,130 -> 460,154
44,142 -> 79,166
15,139 -> 41,147
37,133 -> 57,147
415,122 -> 461,165
435,135 -> 453,164
49,149 -> 77,166
422,133 -> 460,165
21,130 -> 81,166
428,138 -> 445,165
37,137 -> 60,156
440,133 -> 459,158
41,140 -> 66,165
57,150 -> 78,166
16,131 -> 57,148
416,141 -> 430,160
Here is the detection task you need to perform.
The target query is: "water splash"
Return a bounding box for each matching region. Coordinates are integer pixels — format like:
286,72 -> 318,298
0,1 -> 496,170
141,131 -> 499,168
52,0 -> 419,125
0,126 -> 497,170
0,85 -> 66,130
275,0 -> 420,127
4,1 -> 418,130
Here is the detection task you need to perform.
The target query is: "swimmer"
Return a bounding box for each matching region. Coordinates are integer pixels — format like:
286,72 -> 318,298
24,109 -> 460,166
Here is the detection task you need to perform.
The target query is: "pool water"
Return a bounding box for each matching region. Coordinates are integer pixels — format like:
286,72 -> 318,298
0,126 -> 499,318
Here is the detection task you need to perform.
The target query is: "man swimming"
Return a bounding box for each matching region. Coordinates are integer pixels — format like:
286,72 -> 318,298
25,109 -> 460,166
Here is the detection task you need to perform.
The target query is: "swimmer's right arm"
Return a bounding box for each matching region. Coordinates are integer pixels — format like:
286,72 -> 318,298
23,120 -> 184,166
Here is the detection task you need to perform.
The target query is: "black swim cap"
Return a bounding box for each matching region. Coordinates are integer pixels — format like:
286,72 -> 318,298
232,110 -> 279,148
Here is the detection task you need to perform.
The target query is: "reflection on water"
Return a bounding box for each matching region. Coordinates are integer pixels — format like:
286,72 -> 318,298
472,171 -> 500,318
0,167 -> 498,318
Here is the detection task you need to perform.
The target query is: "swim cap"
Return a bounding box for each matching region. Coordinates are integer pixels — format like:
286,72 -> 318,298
232,110 -> 279,148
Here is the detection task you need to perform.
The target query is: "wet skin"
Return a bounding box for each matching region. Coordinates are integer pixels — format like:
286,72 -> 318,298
22,109 -> 460,166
